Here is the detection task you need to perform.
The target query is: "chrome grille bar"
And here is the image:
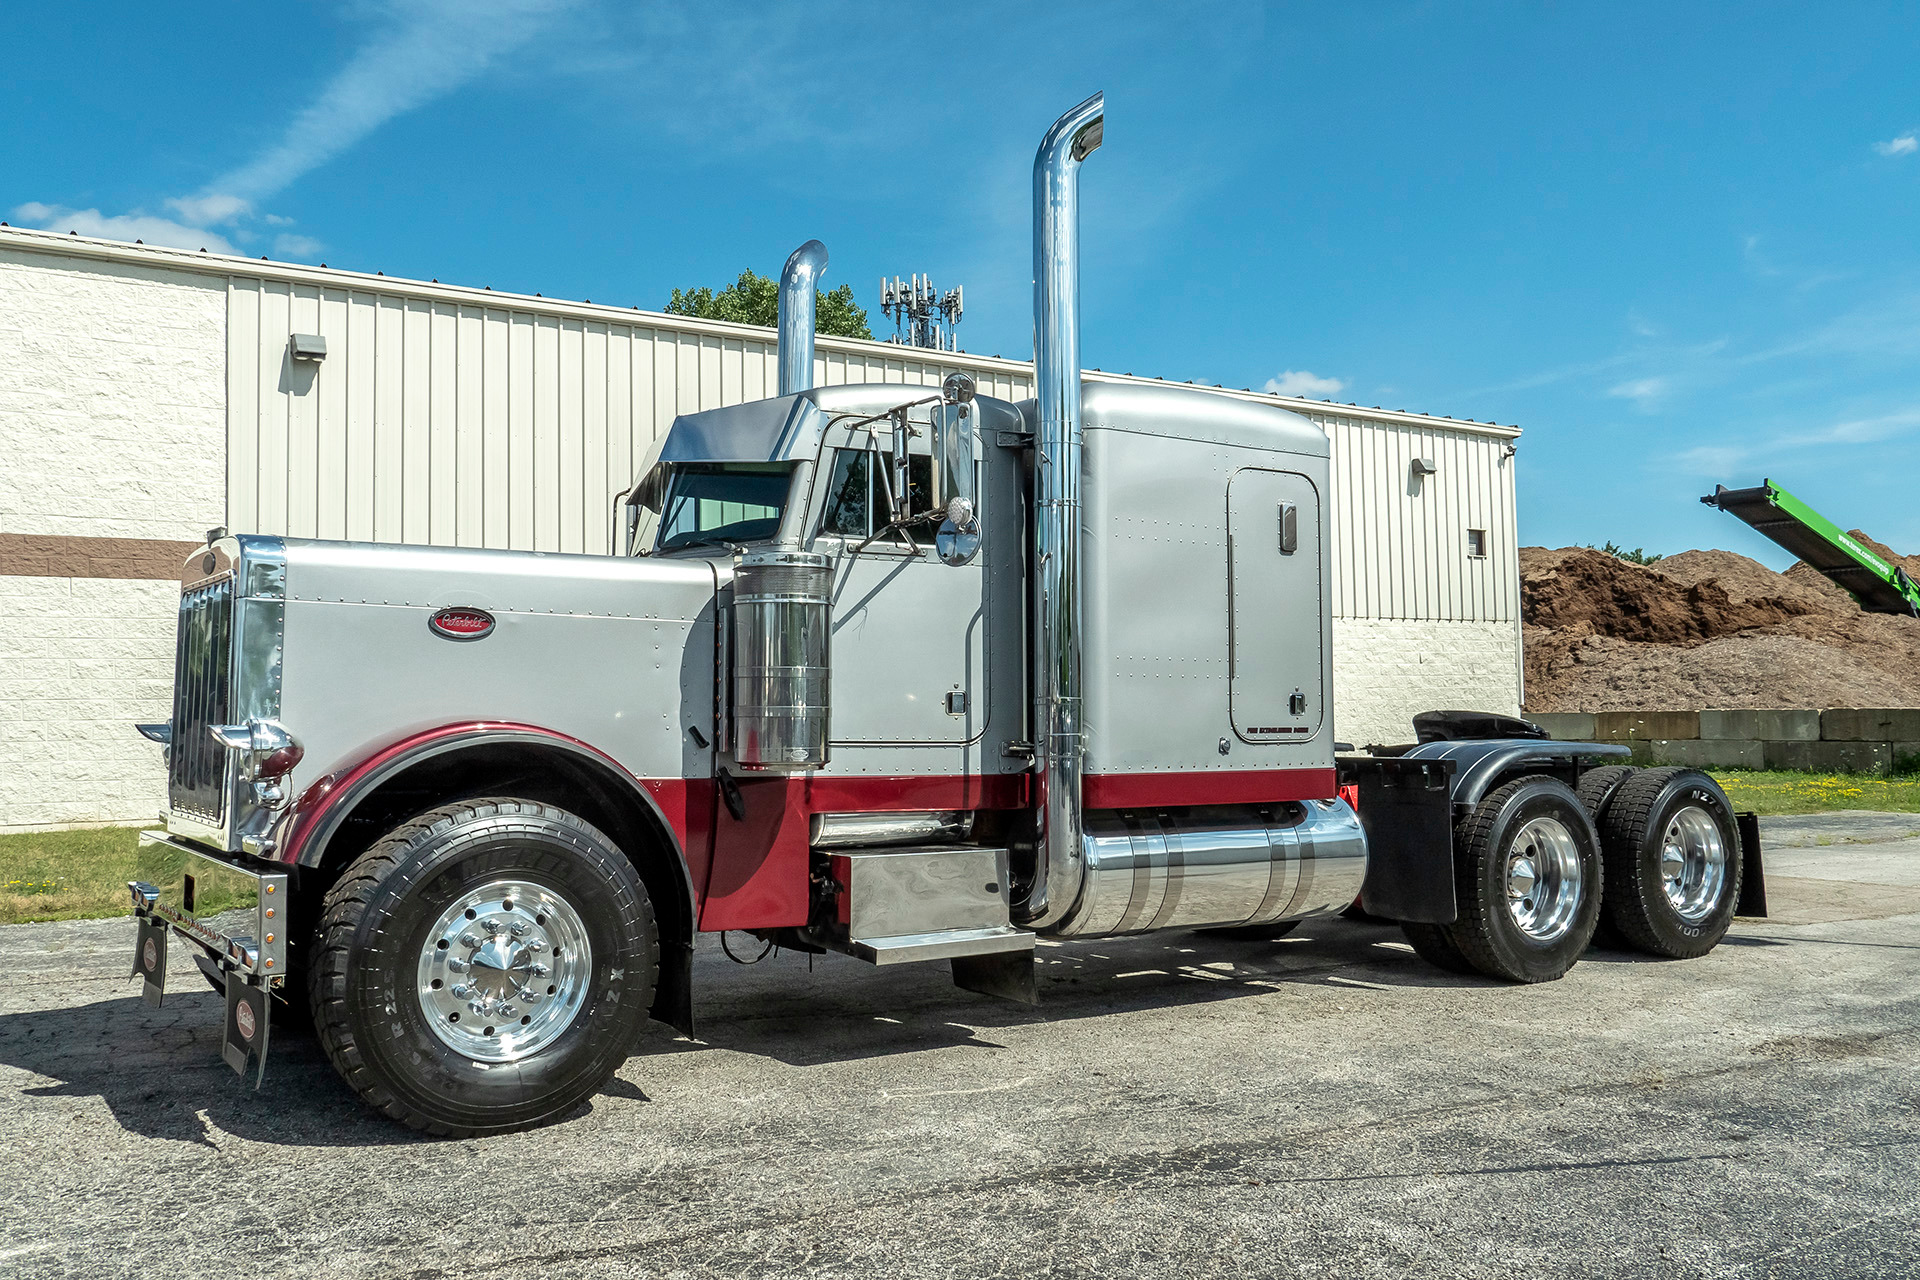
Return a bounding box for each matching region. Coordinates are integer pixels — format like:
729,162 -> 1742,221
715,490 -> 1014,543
168,576 -> 234,822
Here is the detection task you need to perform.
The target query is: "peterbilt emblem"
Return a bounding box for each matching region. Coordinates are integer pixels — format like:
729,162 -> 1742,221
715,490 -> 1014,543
234,999 -> 257,1043
429,607 -> 495,641
142,938 -> 158,973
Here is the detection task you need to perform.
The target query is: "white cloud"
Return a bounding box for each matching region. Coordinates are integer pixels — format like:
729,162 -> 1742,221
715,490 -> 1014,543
1263,369 -> 1347,397
17,1 -> 571,263
1803,409 -> 1920,446
1608,376 -> 1670,407
181,0 -> 573,214
1874,134 -> 1918,157
1669,444 -> 1750,476
10,202 -> 235,254
272,233 -> 325,261
165,193 -> 253,227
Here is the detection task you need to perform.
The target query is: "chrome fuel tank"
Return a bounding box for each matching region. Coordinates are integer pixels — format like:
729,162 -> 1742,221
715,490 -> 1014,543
730,549 -> 833,769
1054,800 -> 1367,937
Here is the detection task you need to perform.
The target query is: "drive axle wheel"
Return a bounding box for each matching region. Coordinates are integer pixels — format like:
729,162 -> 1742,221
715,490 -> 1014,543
1599,768 -> 1743,959
1412,775 -> 1602,983
309,797 -> 658,1137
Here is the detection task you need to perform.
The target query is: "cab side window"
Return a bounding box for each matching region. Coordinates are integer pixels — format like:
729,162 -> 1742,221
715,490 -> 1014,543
818,448 -> 937,543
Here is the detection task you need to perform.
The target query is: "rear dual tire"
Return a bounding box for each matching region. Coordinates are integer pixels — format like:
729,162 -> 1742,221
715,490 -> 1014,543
1404,776 -> 1603,983
1598,768 -> 1742,959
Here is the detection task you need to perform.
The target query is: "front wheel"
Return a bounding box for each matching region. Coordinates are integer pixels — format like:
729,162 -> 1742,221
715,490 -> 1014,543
309,798 -> 658,1137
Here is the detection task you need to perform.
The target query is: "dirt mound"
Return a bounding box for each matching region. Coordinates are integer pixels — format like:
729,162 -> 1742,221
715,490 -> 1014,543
1521,548 -> 1817,645
1521,543 -> 1920,712
1651,549 -> 1848,613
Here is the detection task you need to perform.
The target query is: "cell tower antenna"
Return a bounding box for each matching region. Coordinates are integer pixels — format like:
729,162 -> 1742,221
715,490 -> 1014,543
880,272 -> 965,351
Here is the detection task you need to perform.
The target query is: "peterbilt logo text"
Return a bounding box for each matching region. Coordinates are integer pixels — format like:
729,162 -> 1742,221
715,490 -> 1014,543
429,607 -> 496,641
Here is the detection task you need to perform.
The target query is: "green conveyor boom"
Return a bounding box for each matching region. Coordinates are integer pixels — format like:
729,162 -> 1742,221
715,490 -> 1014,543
1702,479 -> 1920,617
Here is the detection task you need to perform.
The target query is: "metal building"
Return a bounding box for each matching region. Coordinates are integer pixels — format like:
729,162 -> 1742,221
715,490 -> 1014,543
0,226 -> 1521,830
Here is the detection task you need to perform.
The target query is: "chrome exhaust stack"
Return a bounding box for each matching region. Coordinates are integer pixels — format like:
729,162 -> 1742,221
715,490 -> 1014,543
1016,92 -> 1104,930
777,239 -> 829,395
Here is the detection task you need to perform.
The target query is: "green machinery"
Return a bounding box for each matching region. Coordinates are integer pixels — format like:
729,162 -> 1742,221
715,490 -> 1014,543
1703,479 -> 1920,617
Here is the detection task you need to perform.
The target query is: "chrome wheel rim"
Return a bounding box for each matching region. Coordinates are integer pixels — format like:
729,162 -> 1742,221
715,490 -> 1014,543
1660,807 -> 1728,923
416,879 -> 592,1064
1505,816 -> 1583,942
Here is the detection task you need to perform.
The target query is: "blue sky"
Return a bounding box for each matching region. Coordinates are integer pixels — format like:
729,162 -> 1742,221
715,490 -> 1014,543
8,1 -> 1920,564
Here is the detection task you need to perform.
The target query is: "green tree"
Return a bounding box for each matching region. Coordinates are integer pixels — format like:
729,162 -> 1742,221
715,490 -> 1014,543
1585,541 -> 1664,565
664,269 -> 872,339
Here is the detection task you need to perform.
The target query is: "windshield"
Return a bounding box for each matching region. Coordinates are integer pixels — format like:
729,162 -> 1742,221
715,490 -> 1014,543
656,463 -> 793,552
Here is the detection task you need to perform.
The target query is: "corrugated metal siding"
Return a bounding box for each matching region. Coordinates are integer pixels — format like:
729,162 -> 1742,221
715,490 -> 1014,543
1307,410 -> 1518,624
225,277 -> 1032,555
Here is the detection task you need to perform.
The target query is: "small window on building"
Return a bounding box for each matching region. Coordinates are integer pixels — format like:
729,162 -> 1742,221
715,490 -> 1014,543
1467,528 -> 1488,558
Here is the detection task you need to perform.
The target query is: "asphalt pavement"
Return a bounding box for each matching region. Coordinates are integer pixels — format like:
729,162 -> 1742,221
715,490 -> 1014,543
1,811 -> 1915,1279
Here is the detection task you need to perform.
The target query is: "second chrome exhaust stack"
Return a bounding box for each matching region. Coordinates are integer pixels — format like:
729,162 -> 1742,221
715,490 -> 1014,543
777,239 -> 829,395
1017,92 -> 1104,930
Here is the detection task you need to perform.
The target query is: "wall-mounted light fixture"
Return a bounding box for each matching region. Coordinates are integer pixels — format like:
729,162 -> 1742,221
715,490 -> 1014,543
1410,457 -> 1438,478
289,333 -> 327,362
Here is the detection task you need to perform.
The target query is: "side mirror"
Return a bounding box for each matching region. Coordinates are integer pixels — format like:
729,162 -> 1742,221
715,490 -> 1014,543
624,500 -> 643,555
930,401 -> 976,511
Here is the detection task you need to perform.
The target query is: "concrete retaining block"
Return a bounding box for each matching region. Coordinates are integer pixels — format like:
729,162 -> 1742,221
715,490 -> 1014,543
1700,709 -> 1821,742
1529,712 -> 1594,740
1820,709 -> 1920,742
1763,740 -> 1892,774
1592,711 -> 1700,742
1650,739 -> 1765,770
1897,743 -> 1920,772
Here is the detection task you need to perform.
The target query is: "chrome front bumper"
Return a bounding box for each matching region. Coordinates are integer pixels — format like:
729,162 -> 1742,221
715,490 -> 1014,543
128,831 -> 288,1082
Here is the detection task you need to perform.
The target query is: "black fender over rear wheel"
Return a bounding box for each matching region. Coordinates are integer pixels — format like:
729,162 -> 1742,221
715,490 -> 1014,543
309,797 -> 658,1137
1599,768 -> 1743,959
1407,775 -> 1603,983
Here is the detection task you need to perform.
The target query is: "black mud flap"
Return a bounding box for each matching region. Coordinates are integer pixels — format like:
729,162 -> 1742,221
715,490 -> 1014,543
222,973 -> 271,1088
1736,811 -> 1767,918
953,950 -> 1038,1004
132,915 -> 168,1007
1342,756 -> 1460,924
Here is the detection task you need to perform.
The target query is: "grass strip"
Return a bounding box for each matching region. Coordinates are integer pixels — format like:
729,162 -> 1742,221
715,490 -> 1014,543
1708,770 -> 1920,816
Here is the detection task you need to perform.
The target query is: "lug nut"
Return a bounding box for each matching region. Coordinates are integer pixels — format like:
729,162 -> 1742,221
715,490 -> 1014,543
460,933 -> 479,949
483,919 -> 503,935
446,958 -> 468,973
450,984 -> 470,999
530,963 -> 550,978
509,920 -> 530,937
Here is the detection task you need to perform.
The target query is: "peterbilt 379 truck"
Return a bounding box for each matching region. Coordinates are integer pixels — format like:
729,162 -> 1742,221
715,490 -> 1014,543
126,95 -> 1762,1136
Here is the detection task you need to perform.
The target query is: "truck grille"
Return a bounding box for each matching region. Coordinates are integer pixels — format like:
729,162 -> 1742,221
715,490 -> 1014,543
168,577 -> 234,823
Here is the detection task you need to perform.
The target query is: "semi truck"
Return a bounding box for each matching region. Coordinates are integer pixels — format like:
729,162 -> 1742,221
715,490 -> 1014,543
126,94 -> 1763,1136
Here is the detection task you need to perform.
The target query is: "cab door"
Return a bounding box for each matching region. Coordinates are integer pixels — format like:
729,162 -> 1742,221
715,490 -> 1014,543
1227,467 -> 1325,742
812,445 -> 987,745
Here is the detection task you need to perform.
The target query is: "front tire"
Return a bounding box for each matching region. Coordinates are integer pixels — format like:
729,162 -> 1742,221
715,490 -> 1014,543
309,797 -> 658,1137
1434,775 -> 1603,983
1599,768 -> 1742,959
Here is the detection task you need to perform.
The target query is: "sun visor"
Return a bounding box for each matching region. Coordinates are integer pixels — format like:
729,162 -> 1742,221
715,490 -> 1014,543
657,394 -> 826,466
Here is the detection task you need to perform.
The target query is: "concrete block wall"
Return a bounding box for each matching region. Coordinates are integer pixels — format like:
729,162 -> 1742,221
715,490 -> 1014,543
1333,618 -> 1522,748
0,248 -> 226,831
1529,709 -> 1920,774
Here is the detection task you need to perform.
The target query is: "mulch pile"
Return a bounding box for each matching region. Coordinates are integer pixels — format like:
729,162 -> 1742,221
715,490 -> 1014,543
1521,533 -> 1920,712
